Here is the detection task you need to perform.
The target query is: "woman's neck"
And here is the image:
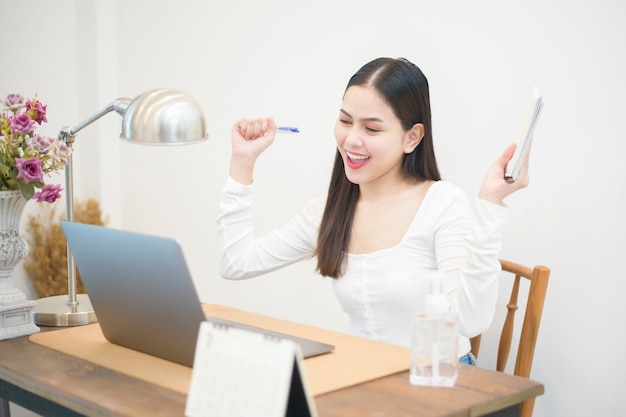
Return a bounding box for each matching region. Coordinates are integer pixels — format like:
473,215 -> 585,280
358,173 -> 421,205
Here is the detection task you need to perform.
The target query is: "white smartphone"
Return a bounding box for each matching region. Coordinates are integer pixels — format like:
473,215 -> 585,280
504,87 -> 544,183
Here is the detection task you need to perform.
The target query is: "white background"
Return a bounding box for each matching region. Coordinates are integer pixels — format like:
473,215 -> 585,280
3,1 -> 626,416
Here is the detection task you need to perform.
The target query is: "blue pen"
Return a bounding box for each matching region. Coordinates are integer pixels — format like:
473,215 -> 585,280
277,126 -> 300,133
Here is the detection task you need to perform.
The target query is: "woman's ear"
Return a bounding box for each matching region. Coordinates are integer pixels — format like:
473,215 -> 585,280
404,123 -> 424,154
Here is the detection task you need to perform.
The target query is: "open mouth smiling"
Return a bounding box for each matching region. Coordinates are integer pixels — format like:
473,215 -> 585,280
346,151 -> 369,168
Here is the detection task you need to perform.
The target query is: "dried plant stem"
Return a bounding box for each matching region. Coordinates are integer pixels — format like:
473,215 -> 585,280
24,199 -> 107,297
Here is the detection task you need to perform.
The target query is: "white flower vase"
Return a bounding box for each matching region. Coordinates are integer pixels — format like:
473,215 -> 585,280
0,190 -> 39,339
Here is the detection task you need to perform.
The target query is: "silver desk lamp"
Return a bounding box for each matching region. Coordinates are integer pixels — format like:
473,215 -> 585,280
31,88 -> 207,326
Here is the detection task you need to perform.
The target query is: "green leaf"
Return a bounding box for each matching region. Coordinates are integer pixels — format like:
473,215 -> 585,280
19,183 -> 34,200
6,179 -> 19,190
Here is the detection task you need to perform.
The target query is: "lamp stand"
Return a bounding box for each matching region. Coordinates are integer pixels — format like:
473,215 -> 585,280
30,294 -> 95,326
31,130 -> 98,326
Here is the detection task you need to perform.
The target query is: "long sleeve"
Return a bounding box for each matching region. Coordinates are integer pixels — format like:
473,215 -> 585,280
442,198 -> 512,338
216,176 -> 323,279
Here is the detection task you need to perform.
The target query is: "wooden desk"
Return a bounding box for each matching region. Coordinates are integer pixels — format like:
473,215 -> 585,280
0,307 -> 543,417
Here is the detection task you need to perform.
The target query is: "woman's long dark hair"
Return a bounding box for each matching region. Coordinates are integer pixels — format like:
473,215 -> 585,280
315,57 -> 441,278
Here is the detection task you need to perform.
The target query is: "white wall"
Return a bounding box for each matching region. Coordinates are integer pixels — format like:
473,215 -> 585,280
4,1 -> 626,416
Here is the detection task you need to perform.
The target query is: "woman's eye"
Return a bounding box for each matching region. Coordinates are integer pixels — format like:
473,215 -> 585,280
339,119 -> 352,125
365,127 -> 381,133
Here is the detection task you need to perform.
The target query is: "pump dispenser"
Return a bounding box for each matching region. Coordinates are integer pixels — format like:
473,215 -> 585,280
410,272 -> 459,387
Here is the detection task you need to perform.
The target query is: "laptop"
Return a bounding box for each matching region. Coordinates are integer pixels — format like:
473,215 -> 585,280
61,221 -> 334,367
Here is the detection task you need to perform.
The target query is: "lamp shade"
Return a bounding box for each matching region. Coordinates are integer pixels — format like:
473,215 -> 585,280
119,88 -> 208,145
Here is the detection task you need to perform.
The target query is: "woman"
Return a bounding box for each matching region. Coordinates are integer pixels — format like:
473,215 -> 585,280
217,57 -> 530,364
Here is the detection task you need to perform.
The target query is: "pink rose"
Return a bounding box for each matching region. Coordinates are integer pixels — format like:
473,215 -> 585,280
15,157 -> 44,183
26,99 -> 48,125
9,113 -> 36,134
33,184 -> 63,203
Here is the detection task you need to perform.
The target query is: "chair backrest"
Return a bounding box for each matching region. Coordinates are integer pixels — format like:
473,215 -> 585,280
470,259 -> 550,417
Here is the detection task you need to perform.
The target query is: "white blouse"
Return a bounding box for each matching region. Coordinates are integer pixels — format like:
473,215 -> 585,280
217,177 -> 511,354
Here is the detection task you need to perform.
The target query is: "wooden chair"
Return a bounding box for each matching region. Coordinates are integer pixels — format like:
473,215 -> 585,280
470,259 -> 550,417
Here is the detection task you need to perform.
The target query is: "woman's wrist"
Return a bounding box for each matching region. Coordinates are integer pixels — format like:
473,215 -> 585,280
478,186 -> 505,206
229,156 -> 256,185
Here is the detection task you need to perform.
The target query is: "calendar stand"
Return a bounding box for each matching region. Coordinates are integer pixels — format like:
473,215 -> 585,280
285,356 -> 314,417
185,321 -> 317,417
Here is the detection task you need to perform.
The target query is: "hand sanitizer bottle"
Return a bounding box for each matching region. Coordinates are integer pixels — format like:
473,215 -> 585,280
410,272 -> 459,387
